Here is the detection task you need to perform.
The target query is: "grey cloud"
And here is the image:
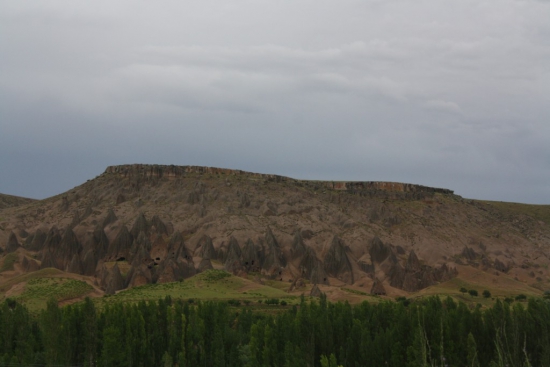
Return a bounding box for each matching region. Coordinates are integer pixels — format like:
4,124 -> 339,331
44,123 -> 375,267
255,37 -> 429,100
1,0 -> 549,203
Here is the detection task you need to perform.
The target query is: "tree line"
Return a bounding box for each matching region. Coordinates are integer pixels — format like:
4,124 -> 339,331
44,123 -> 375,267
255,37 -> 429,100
0,295 -> 549,366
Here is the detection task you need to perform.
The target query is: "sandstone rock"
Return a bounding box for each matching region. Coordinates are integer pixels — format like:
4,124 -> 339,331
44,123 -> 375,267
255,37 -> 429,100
323,236 -> 354,284
300,246 -> 329,285
369,237 -> 393,263
126,264 -> 152,288
102,208 -> 118,228
239,192 -> 251,208
242,239 -> 262,272
370,278 -> 387,295
179,259 -> 196,279
68,254 -> 83,274
389,262 -> 406,288
131,213 -> 150,237
6,232 -> 20,253
310,284 -> 322,297
461,247 -> 477,261
151,215 -> 169,236
106,225 -> 133,261
166,231 -> 190,260
24,229 -> 47,251
291,230 -> 307,259
224,236 -> 243,274
262,229 -> 287,273
40,227 -> 62,269
494,258 -> 509,273
198,258 -> 213,272
104,263 -> 125,294
405,250 -> 421,272
130,232 -> 152,264
115,193 -> 126,205
197,235 -> 217,260
156,258 -> 181,284
22,257 -> 39,272
358,261 -> 374,274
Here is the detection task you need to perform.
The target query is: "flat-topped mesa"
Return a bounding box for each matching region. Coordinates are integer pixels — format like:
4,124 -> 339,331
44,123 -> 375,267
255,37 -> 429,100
104,164 -> 453,195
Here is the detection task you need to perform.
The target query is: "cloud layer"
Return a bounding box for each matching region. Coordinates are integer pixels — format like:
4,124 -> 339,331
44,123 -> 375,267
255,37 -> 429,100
1,0 -> 549,203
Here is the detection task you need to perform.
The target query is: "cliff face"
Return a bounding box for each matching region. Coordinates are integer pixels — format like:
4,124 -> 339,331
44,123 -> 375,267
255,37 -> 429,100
104,164 -> 454,196
1,164 -> 548,298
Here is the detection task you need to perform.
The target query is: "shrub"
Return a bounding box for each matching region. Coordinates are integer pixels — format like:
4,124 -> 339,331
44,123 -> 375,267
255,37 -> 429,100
515,294 -> 527,301
468,289 -> 478,297
482,290 -> 491,298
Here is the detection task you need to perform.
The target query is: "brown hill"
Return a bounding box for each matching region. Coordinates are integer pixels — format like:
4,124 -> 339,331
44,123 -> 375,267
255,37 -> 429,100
1,164 -> 549,300
0,193 -> 35,210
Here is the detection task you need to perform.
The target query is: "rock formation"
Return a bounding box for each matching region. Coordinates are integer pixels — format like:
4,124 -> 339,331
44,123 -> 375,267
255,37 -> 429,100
370,278 -> 387,295
6,232 -> 20,253
106,225 -> 133,261
323,236 -> 354,284
197,235 -> 217,260
300,247 -> 329,285
262,229 -> 286,275
24,229 -> 47,252
103,263 -> 125,294
224,237 -> 243,274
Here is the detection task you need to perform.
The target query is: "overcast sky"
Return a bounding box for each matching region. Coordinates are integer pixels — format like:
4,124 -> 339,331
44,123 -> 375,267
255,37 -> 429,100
1,0 -> 549,204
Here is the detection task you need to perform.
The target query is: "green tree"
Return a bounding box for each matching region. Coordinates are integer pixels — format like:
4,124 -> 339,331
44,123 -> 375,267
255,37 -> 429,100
469,290 -> 478,297
466,332 -> 480,367
460,287 -> 468,295
483,290 -> 491,298
320,353 -> 340,367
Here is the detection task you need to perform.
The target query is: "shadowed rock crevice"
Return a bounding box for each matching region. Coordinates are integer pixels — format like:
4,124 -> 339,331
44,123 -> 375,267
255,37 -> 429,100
6,232 -> 20,253
323,236 -> 354,284
107,225 -> 133,261
300,247 -> 329,285
262,229 -> 287,274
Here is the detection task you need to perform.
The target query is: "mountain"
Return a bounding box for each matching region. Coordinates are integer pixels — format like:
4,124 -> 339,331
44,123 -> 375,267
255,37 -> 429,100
1,164 -> 549,301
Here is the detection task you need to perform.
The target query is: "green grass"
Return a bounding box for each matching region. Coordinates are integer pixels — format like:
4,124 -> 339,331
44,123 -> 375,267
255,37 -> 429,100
9,277 -> 94,312
0,253 -> 18,272
481,200 -> 550,225
412,272 -> 543,308
99,269 -> 294,306
341,287 -> 369,296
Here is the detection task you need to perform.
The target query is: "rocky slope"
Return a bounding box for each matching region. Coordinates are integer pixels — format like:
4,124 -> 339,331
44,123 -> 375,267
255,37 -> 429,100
1,164 -> 549,297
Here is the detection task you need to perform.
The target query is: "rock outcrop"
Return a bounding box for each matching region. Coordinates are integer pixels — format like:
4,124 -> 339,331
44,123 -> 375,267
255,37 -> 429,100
103,263 -> 125,294
106,225 -> 133,261
24,229 -> 47,251
224,237 -> 243,274
197,235 -> 217,260
262,229 -> 287,275
300,247 -> 329,285
370,278 -> 387,295
323,236 -> 354,284
6,232 -> 20,253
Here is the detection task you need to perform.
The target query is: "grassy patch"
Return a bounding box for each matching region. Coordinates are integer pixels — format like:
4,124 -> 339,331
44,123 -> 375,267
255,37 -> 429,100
0,253 -> 18,272
99,269 -> 293,306
413,270 -> 543,308
341,287 -> 368,296
481,200 -> 550,225
11,277 -> 94,312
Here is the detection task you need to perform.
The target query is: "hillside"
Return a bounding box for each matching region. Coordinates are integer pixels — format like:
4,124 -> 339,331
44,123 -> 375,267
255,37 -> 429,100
1,164 -> 549,304
0,193 -> 36,210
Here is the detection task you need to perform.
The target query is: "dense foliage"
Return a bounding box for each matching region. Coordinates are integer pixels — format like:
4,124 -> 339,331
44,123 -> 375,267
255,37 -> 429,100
0,295 -> 549,366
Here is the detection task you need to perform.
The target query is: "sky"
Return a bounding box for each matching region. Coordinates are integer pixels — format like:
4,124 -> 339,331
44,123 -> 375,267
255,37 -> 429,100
1,0 -> 549,204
